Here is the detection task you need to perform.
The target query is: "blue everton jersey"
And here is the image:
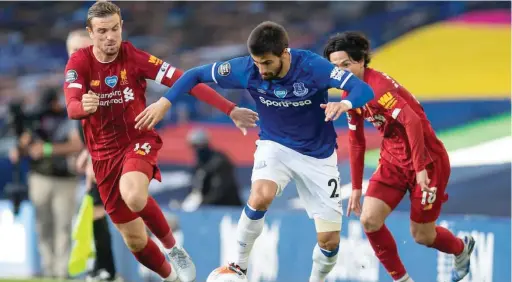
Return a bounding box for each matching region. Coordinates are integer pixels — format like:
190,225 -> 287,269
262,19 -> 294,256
211,49 -> 353,159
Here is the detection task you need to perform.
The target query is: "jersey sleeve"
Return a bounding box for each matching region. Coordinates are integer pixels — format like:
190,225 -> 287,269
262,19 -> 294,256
129,44 -> 236,115
63,52 -> 89,120
376,83 -> 426,172
308,53 -> 374,108
129,44 -> 179,86
347,109 -> 366,190
211,56 -> 252,89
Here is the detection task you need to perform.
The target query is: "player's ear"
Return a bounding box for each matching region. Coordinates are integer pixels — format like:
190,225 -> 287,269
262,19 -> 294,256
120,20 -> 124,30
86,27 -> 93,39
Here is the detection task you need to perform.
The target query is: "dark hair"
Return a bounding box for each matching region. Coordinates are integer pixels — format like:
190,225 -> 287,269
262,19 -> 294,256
87,1 -> 122,29
247,21 -> 289,57
323,31 -> 371,67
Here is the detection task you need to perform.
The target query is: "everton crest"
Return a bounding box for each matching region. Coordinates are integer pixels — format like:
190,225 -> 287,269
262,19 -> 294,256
293,82 -> 309,97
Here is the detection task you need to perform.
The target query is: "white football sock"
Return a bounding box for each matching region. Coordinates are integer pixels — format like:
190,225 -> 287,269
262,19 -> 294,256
309,244 -> 339,282
395,273 -> 414,282
234,204 -> 266,270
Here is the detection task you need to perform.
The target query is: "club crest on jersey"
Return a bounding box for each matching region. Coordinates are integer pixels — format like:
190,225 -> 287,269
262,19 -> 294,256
120,69 -> 129,85
65,70 -> 77,83
105,75 -> 118,88
273,88 -> 287,98
218,62 -> 231,76
293,82 -> 309,97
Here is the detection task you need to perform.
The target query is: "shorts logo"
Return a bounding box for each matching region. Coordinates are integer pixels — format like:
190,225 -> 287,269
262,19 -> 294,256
292,82 -> 309,97
66,70 -> 77,83
254,161 -> 267,170
134,142 -> 151,155
218,62 -> 231,76
105,75 -> 118,88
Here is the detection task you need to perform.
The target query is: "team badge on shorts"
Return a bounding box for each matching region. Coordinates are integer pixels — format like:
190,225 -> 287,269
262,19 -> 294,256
293,82 -> 309,97
105,75 -> 118,88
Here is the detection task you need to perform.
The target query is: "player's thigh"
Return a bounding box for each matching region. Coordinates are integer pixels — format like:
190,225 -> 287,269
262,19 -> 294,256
120,136 -> 163,211
292,150 -> 342,228
250,140 -> 292,209
93,158 -> 139,225
409,154 -> 451,224
114,217 -> 148,251
362,163 -> 408,231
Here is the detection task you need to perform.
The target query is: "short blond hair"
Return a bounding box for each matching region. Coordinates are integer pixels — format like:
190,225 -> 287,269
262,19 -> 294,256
87,1 -> 122,28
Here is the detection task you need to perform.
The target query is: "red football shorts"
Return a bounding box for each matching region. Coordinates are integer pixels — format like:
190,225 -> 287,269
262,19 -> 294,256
366,152 -> 451,223
92,135 -> 162,224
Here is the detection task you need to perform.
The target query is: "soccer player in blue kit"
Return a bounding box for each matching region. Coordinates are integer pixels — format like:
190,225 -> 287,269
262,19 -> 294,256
136,21 -> 374,282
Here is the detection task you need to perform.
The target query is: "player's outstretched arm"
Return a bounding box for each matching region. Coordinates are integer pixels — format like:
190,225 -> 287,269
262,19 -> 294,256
395,105 -> 434,193
162,64 -> 217,105
313,54 -> 374,121
346,111 -> 366,216
135,60 -> 258,132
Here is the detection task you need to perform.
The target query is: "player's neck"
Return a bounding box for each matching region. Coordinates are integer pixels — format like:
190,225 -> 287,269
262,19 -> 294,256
92,45 -> 118,64
358,68 -> 366,80
277,54 -> 291,79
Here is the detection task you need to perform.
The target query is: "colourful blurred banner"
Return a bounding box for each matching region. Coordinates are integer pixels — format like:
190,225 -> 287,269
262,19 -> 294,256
330,9 -> 511,100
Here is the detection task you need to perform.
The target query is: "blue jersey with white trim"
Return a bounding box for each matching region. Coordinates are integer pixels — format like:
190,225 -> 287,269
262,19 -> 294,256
212,49 -> 354,158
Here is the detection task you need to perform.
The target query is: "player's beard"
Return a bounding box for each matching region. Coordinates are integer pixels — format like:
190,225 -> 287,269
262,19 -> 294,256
262,58 -> 284,81
102,41 -> 120,56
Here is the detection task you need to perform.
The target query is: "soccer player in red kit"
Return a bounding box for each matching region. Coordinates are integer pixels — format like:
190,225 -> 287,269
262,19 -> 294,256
322,32 -> 475,282
63,2 -> 258,282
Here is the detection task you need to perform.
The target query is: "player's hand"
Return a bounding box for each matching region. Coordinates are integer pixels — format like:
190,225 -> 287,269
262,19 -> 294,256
85,160 -> 96,180
320,101 -> 351,122
416,169 -> 436,193
135,97 -> 171,130
82,90 -> 100,114
347,189 -> 362,217
229,107 -> 259,136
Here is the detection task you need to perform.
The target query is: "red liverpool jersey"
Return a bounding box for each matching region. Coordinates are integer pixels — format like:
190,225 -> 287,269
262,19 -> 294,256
344,68 -> 447,188
63,42 -> 178,160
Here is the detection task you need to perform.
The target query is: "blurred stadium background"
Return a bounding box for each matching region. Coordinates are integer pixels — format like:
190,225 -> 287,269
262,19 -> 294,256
0,1 -> 510,282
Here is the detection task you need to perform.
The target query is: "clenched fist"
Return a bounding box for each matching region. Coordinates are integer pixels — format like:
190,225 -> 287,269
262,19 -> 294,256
82,90 -> 99,114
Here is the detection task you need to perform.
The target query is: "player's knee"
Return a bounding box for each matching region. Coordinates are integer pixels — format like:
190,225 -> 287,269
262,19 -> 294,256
121,230 -> 147,252
248,180 -> 277,210
410,226 -> 436,246
120,173 -> 149,212
360,213 -> 384,232
317,232 -> 340,251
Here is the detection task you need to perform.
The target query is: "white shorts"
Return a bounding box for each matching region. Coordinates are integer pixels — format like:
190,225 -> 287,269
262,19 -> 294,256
251,140 -> 342,223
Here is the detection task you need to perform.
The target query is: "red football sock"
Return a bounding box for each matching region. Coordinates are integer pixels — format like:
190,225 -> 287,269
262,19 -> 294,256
132,237 -> 171,278
429,226 -> 464,255
137,197 -> 176,249
365,225 -> 407,280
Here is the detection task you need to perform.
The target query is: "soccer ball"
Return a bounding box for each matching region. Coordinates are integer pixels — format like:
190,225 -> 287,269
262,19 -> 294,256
206,266 -> 248,282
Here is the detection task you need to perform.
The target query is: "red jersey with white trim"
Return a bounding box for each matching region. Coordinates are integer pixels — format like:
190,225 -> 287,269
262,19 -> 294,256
343,68 -> 447,188
63,41 -> 178,160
